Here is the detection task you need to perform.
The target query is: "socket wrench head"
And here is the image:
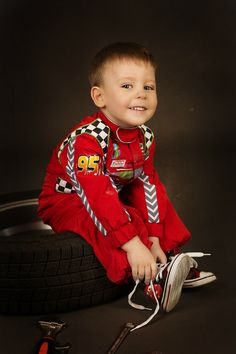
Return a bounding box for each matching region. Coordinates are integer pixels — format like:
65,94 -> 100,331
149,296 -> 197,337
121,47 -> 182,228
38,320 -> 66,338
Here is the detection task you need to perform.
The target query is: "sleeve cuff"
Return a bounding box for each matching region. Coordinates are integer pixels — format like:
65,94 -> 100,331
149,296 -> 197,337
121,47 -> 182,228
145,222 -> 163,238
108,222 -> 138,248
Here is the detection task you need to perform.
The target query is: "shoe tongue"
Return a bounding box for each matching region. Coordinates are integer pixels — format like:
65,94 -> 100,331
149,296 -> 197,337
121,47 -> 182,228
186,268 -> 200,280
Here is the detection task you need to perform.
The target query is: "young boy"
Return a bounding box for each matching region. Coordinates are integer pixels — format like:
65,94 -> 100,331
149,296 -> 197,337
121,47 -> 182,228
38,42 -> 216,313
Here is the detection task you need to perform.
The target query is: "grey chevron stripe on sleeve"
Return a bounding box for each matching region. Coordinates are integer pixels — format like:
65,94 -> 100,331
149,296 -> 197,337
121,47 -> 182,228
139,173 -> 160,223
66,138 -> 108,236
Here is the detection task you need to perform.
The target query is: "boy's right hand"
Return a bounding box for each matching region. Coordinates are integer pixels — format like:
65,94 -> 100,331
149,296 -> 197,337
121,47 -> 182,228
121,236 -> 157,284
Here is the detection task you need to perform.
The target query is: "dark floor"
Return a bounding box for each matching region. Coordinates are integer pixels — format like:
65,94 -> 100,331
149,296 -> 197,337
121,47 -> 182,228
0,271 -> 233,354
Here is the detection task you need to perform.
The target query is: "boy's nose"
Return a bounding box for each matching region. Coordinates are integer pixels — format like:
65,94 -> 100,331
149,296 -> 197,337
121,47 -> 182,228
136,89 -> 147,99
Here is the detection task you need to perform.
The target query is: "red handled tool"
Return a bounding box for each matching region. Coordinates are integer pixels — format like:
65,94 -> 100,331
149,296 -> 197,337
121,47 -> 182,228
36,320 -> 71,354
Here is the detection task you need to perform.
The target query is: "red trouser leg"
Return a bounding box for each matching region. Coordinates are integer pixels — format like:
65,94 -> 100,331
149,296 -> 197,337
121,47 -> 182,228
44,200 -> 151,284
159,197 -> 191,252
40,196 -> 190,283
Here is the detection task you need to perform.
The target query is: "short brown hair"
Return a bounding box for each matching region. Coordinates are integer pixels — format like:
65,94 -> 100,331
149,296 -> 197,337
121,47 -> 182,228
88,42 -> 157,87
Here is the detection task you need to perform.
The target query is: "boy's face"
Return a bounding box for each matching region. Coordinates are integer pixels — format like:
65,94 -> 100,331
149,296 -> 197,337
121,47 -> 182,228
91,59 -> 158,128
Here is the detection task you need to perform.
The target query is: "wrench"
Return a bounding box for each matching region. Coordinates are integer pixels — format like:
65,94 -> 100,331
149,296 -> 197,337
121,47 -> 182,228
106,322 -> 135,354
36,320 -> 70,354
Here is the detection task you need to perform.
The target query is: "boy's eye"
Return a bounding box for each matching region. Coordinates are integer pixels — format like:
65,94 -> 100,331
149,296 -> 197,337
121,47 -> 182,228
144,85 -> 155,91
121,83 -> 133,89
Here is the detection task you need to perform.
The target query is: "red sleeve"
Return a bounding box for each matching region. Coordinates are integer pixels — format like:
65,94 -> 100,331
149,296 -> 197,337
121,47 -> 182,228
60,134 -> 138,248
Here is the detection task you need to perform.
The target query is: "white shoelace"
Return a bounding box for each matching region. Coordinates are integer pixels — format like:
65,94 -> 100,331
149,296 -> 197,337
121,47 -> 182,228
128,263 -> 169,332
185,252 -> 211,257
127,252 -> 211,332
128,279 -> 159,332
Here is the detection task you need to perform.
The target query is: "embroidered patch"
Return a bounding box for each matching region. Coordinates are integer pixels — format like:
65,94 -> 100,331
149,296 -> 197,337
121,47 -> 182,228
77,155 -> 101,175
112,143 -> 121,158
110,160 -> 126,168
111,170 -> 133,180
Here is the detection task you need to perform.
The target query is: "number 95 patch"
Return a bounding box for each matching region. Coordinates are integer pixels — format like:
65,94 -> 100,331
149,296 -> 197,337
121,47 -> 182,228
77,155 -> 101,175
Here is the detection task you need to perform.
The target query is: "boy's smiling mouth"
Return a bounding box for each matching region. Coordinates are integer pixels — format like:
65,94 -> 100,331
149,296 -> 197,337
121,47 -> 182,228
129,106 -> 147,111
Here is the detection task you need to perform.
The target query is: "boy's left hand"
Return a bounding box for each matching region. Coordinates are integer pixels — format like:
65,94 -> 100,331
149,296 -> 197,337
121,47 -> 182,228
149,236 -> 167,264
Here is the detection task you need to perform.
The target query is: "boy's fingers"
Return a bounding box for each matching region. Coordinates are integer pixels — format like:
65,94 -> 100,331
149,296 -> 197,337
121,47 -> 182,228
132,261 -> 157,283
137,266 -> 145,281
151,262 -> 157,281
144,265 -> 152,284
132,266 -> 138,281
158,252 -> 167,264
145,263 -> 158,284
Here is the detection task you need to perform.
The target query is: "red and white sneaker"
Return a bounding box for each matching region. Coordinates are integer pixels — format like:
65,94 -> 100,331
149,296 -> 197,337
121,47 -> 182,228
145,253 -> 192,312
166,250 -> 217,288
128,253 -> 192,331
183,267 -> 216,288
183,252 -> 217,288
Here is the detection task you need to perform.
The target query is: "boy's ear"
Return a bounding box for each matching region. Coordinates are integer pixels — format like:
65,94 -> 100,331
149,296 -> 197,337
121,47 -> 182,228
90,86 -> 105,108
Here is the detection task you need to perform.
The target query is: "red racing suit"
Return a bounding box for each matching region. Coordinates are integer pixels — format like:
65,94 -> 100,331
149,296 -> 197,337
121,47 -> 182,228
38,111 -> 190,283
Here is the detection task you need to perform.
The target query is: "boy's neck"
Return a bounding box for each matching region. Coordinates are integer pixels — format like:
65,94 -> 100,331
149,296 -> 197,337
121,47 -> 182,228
98,111 -> 140,144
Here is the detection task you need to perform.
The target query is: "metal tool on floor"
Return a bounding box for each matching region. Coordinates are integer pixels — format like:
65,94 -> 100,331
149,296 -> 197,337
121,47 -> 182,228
36,319 -> 71,354
106,322 -> 135,354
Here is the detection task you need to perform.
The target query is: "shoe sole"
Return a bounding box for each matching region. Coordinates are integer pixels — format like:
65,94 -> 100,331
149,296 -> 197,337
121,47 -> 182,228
161,254 -> 191,312
183,274 -> 217,288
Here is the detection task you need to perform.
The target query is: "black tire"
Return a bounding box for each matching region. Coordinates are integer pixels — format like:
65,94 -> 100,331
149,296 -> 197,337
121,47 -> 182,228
0,191 -> 130,315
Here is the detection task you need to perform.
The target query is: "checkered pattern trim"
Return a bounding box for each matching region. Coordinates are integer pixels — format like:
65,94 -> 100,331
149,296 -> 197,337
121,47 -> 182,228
55,177 -> 75,194
140,125 -> 154,149
58,118 -> 110,162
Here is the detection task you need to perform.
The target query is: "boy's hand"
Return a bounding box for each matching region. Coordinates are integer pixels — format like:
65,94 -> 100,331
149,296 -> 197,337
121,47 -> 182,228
121,236 -> 157,284
149,236 -> 167,264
